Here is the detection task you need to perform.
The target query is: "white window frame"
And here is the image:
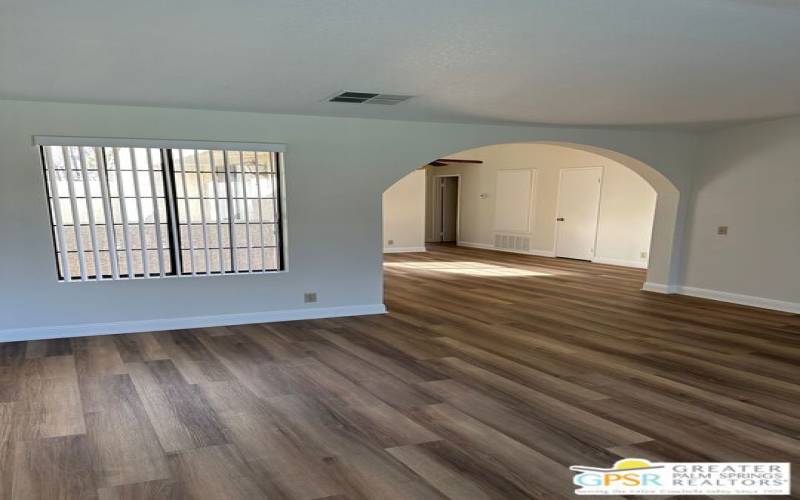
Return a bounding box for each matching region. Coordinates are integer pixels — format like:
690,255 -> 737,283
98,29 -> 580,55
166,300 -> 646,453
35,136 -> 288,282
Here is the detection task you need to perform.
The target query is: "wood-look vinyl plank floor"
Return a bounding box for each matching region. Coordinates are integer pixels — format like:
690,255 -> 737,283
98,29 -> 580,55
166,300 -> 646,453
1,244 -> 798,498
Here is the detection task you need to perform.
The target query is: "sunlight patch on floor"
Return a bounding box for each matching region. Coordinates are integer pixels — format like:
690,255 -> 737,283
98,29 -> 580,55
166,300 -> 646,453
384,261 -> 552,277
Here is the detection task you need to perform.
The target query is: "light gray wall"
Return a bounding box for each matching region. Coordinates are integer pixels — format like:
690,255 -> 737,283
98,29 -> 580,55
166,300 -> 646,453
0,99 -> 697,337
682,116 -> 800,303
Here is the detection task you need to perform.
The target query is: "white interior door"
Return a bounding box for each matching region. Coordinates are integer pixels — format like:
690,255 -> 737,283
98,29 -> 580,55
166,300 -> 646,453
555,167 -> 603,260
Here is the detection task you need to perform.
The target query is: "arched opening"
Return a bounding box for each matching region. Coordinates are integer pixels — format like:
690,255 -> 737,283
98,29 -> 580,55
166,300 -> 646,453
382,141 -> 680,290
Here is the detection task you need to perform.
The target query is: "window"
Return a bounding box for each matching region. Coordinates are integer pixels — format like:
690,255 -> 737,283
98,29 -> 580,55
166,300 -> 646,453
37,138 -> 285,281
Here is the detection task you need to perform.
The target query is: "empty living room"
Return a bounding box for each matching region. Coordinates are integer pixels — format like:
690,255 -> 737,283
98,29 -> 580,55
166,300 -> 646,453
0,1 -> 798,498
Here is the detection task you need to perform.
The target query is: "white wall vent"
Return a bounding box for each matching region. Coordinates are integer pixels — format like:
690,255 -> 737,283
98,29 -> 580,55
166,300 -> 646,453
494,234 -> 531,252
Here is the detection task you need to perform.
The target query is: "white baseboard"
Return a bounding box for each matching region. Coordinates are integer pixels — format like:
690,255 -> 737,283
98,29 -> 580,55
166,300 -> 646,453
678,286 -> 800,314
592,256 -> 648,269
456,240 -> 494,250
0,303 -> 387,343
383,246 -> 427,253
526,248 -> 557,258
641,282 -> 678,294
642,282 -> 800,313
457,241 -> 556,257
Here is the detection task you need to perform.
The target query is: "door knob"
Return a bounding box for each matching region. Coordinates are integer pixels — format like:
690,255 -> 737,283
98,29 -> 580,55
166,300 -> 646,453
556,217 -> 565,221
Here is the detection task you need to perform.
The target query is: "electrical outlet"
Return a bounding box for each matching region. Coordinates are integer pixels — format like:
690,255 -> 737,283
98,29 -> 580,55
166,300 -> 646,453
387,239 -> 394,245
304,292 -> 317,303
640,251 -> 648,259
717,225 -> 728,236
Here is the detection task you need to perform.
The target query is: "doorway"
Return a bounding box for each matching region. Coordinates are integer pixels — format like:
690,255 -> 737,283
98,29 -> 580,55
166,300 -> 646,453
433,175 -> 460,242
555,166 -> 603,260
386,141 -> 680,292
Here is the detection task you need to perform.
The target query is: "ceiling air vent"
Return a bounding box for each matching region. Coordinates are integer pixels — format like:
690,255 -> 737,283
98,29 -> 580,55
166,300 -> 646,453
328,91 -> 413,105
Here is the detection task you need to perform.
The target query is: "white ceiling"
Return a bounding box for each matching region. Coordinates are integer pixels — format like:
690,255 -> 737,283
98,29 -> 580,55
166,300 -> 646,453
2,0 -> 799,127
